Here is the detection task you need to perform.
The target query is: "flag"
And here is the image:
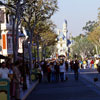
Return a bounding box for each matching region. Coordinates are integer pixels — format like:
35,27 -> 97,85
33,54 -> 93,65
67,39 -> 71,46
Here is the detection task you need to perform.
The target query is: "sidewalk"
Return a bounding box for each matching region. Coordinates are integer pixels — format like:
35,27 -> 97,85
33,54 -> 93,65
20,76 -> 38,100
80,69 -> 100,89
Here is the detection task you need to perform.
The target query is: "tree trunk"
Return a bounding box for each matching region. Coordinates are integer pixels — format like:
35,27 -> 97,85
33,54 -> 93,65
28,42 -> 33,81
36,35 -> 40,62
15,17 -> 19,61
95,45 -> 98,55
12,16 -> 16,64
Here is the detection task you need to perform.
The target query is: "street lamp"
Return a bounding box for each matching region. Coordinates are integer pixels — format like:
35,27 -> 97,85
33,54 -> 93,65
19,31 -> 27,90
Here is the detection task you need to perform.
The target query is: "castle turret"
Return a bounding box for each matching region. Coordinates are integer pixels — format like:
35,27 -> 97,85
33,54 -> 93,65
63,20 -> 68,38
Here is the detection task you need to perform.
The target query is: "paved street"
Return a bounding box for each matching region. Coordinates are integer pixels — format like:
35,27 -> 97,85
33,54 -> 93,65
26,69 -> 100,100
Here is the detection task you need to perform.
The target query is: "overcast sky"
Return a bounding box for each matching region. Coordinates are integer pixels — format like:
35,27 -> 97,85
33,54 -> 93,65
51,0 -> 100,37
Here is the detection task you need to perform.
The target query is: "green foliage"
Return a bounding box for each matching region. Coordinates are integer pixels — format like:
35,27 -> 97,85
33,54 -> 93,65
45,45 -> 56,58
88,26 -> 100,47
83,20 -> 98,34
22,0 -> 58,30
71,35 -> 95,58
31,19 -> 57,46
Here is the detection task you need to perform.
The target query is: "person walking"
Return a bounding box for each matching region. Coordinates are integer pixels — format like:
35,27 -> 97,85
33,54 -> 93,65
51,62 -> 55,82
73,60 -> 79,80
54,61 -> 60,82
90,59 -> 94,69
47,64 -> 51,83
59,60 -> 65,82
13,61 -> 21,100
97,58 -> 100,73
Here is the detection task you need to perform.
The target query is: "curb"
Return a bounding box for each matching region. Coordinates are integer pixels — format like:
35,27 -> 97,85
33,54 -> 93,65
22,80 -> 39,100
80,74 -> 100,89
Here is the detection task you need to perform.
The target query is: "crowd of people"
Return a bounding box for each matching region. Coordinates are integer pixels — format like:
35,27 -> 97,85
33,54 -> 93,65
77,58 -> 100,69
0,60 -> 29,100
34,57 -> 100,83
0,57 -> 100,100
34,59 -> 80,83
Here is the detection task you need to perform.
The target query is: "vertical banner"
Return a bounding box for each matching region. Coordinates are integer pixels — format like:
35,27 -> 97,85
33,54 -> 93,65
2,34 -> 6,49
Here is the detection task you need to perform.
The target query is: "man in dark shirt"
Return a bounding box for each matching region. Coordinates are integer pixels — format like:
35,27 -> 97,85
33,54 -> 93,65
73,60 -> 79,80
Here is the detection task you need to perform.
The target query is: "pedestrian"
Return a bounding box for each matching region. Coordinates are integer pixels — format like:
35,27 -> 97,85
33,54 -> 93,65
97,58 -> 100,73
54,61 -> 60,82
73,60 -> 79,80
90,59 -> 94,69
51,62 -> 55,82
9,63 -> 14,99
12,61 -> 21,100
0,62 -> 9,79
59,60 -> 65,82
41,61 -> 48,82
47,64 -> 51,83
70,60 -> 74,71
87,58 -> 91,69
83,60 -> 87,69
65,60 -> 69,72
36,63 -> 42,83
94,58 -> 99,69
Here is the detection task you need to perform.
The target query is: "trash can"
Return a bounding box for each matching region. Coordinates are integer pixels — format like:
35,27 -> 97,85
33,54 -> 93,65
0,79 -> 10,100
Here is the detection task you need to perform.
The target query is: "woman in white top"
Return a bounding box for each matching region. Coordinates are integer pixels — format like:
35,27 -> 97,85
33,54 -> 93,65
59,61 -> 66,82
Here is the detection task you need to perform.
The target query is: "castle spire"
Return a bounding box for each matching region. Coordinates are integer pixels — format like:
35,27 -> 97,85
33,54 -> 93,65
63,20 -> 68,38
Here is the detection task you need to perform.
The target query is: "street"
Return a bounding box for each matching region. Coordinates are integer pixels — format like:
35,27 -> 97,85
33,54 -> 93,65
26,69 -> 100,100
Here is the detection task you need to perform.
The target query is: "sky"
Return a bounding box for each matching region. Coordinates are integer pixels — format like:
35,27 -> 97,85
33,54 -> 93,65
51,0 -> 100,37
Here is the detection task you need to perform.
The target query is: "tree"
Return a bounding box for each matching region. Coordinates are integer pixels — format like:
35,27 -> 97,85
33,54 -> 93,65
83,20 -> 98,34
71,35 -> 95,59
22,0 -> 58,62
32,20 -> 57,60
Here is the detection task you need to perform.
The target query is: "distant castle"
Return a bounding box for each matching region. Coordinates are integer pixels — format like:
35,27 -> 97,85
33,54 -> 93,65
56,20 -> 68,57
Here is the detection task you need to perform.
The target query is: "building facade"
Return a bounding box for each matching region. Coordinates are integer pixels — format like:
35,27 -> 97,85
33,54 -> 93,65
0,6 -> 27,59
0,6 -> 13,56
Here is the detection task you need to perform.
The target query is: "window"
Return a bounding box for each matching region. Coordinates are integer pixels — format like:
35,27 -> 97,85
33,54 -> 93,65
7,38 -> 12,50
